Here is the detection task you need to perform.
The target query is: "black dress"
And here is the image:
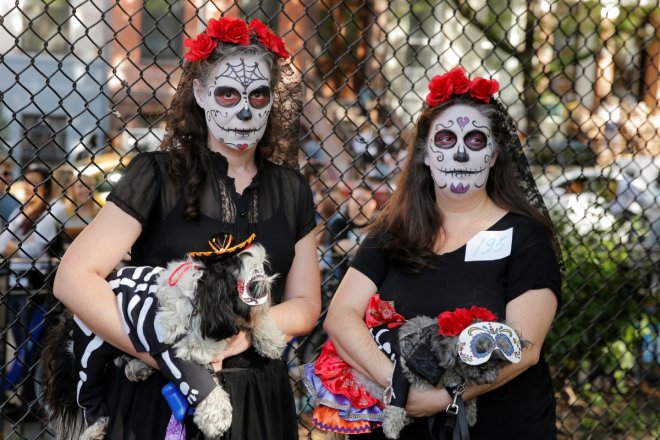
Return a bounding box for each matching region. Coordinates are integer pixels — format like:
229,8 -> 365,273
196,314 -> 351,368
350,212 -> 562,440
104,150 -> 315,439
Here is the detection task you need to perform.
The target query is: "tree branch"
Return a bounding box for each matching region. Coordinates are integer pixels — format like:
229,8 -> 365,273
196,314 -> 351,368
447,0 -> 519,56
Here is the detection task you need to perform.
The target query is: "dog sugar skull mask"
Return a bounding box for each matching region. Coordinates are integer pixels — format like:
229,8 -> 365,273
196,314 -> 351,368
424,104 -> 496,196
195,54 -> 272,151
236,244 -> 275,306
458,321 -> 522,365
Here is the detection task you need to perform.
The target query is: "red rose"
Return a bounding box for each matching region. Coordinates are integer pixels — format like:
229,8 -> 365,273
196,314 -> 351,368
468,306 -> 498,322
249,19 -> 290,59
469,77 -> 499,103
437,307 -> 474,337
448,67 -> 471,94
206,16 -> 250,45
184,33 -> 218,62
426,74 -> 453,107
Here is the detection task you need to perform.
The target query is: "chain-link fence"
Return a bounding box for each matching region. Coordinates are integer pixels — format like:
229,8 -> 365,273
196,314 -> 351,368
0,0 -> 658,438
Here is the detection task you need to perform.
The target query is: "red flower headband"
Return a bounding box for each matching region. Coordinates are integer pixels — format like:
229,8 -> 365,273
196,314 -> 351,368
426,67 -> 499,107
437,306 -> 498,337
184,17 -> 290,62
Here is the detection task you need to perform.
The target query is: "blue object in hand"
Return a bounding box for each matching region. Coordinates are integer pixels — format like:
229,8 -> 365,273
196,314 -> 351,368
162,382 -> 195,421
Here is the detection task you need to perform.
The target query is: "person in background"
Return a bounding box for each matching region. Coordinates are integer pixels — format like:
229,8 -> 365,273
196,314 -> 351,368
323,182 -> 378,282
352,119 -> 380,170
0,163 -> 61,417
58,173 -> 100,245
0,163 -> 60,278
0,158 -> 20,229
302,130 -> 324,162
53,16 -> 320,439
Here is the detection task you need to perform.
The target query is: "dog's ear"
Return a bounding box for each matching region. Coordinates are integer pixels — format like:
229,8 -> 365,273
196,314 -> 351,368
194,257 -> 251,341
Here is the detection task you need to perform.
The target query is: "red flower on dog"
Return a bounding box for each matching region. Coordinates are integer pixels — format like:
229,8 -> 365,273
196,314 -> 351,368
469,305 -> 498,322
206,16 -> 250,45
184,33 -> 218,62
249,19 -> 290,59
469,77 -> 500,103
437,306 -> 498,336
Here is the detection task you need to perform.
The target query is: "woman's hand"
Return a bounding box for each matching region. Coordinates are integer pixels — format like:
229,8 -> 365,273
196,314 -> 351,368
211,330 -> 252,372
405,386 -> 452,418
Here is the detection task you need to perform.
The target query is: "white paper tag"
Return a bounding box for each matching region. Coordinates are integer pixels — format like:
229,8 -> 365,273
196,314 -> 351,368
464,228 -> 513,262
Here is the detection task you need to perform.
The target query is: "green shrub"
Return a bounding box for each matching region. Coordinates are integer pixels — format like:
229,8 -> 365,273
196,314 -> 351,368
546,214 -> 654,381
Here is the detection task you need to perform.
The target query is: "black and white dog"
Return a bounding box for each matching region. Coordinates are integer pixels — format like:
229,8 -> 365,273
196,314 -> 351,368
42,233 -> 287,439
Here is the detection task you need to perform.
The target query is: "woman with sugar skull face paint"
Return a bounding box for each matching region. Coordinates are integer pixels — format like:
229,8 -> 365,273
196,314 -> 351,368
324,68 -> 563,439
53,17 -> 320,439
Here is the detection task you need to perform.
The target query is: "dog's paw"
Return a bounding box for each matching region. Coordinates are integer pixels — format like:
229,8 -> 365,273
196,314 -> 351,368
113,355 -> 130,368
193,386 -> 233,439
382,405 -> 410,439
80,417 -> 108,440
124,359 -> 153,382
251,314 -> 287,359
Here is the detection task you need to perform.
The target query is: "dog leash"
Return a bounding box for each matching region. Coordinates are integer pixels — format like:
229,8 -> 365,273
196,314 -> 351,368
427,382 -> 470,440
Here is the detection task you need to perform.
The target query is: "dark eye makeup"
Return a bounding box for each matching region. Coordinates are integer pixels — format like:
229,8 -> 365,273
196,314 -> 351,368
464,130 -> 487,151
213,87 -> 241,107
248,86 -> 271,109
434,130 -> 457,149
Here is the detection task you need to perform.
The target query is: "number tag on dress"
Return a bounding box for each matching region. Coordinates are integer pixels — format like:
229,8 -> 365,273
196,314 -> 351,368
464,228 -> 513,261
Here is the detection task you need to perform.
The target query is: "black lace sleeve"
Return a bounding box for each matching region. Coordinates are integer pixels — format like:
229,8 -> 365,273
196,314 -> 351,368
106,153 -> 161,226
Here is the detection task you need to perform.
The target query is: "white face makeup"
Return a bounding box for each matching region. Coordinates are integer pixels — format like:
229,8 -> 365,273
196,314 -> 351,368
195,54 -> 272,151
425,104 -> 496,197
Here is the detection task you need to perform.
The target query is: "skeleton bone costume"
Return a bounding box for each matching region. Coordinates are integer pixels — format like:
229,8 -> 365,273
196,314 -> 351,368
67,235 -> 285,439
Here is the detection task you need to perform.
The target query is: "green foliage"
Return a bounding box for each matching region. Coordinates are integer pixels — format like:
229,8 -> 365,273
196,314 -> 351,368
548,212 -> 658,436
574,381 -> 660,436
546,213 -> 654,379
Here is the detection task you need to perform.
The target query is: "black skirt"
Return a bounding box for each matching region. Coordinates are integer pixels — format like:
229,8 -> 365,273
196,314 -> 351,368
105,347 -> 298,440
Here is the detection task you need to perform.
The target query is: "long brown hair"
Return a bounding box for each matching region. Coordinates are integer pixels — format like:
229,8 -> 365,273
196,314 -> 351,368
369,94 -> 552,273
161,42 -> 280,220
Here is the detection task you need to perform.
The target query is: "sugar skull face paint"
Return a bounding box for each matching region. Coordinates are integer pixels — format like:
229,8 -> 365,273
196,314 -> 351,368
425,104 -> 496,197
194,54 -> 272,151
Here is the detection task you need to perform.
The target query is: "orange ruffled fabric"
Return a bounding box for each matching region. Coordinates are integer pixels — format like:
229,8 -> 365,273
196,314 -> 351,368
311,405 -> 375,434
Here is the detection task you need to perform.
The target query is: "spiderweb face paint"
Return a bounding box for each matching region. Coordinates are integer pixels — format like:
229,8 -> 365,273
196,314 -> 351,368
425,104 -> 495,197
199,54 -> 272,151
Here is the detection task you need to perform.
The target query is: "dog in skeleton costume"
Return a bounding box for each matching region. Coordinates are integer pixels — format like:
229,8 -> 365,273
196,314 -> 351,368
42,233 -> 287,439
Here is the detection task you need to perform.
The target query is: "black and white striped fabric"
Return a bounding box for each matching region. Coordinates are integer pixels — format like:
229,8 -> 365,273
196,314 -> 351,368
73,265 -> 216,427
111,265 -> 168,355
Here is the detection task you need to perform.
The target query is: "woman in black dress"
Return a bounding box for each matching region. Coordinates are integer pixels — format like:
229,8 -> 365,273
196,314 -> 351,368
324,68 -> 562,439
54,17 -> 320,439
